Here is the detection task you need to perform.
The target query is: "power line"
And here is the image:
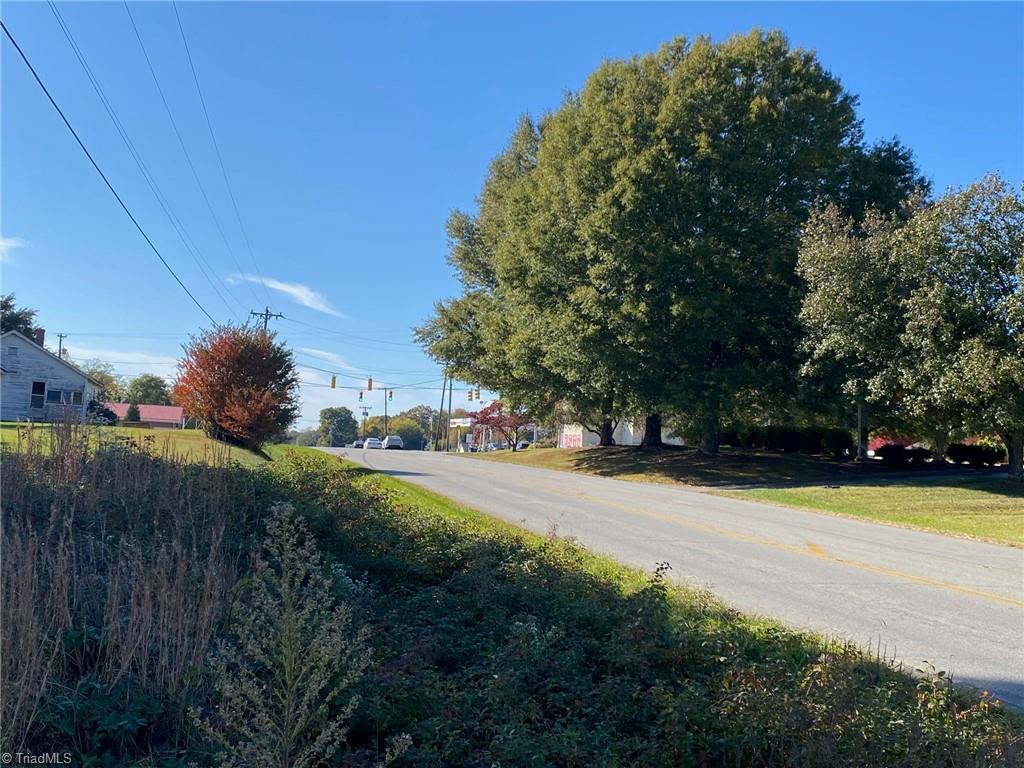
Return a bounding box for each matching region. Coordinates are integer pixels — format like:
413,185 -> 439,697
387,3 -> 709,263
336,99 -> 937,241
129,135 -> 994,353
0,19 -> 217,326
172,0 -> 271,305
281,316 -> 418,348
45,2 -> 241,321
122,0 -> 262,308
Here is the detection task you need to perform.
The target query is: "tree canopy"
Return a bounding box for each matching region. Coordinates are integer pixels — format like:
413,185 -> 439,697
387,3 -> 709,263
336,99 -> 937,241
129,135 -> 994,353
126,373 -> 172,405
799,175 -> 1023,478
1,293 -> 38,337
317,407 -> 359,447
417,30 -> 925,453
174,325 -> 300,451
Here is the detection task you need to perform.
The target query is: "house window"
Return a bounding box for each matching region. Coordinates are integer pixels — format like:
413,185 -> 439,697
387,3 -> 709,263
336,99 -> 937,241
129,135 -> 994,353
30,381 -> 45,409
7,346 -> 17,356
44,389 -> 84,406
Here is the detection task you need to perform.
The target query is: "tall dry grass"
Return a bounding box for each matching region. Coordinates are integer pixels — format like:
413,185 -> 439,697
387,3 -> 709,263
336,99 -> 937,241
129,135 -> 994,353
1,421 -> 264,753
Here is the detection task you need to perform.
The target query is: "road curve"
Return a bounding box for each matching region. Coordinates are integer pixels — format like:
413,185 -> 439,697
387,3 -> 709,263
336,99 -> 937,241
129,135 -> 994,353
321,447 -> 1024,708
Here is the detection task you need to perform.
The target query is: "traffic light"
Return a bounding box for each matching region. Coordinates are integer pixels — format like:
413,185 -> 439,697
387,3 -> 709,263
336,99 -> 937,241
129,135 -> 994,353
330,375 -> 336,389
358,390 -> 363,402
474,386 -> 481,400
467,389 -> 473,400
388,389 -> 393,401
367,377 -> 373,391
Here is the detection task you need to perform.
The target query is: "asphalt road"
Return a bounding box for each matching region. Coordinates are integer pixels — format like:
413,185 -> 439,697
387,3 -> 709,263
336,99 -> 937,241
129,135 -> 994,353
322,447 -> 1024,708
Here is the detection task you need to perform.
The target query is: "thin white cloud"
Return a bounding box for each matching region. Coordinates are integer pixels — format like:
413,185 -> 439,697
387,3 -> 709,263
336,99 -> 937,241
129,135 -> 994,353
297,347 -> 361,372
66,345 -> 179,368
227,273 -> 344,318
0,236 -> 26,263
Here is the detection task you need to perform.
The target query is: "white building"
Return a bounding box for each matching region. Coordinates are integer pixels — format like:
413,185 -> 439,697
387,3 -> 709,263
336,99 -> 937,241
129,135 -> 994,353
0,330 -> 99,422
558,420 -> 685,448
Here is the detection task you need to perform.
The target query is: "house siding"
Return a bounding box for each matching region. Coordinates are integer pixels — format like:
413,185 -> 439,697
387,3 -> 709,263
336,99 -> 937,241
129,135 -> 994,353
558,421 -> 685,448
0,334 -> 96,422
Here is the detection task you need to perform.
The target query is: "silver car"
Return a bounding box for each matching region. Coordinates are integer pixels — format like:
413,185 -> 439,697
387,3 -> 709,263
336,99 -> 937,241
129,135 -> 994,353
364,437 -> 382,449
382,435 -> 404,450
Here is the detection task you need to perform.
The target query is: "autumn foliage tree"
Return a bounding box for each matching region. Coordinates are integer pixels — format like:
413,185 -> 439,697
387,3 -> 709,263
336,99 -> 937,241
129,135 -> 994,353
174,325 -> 300,451
472,401 -> 532,450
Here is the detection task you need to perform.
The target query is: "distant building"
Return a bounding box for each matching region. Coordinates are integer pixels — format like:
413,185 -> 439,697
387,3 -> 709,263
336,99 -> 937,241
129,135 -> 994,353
558,421 -> 685,448
0,329 -> 99,422
105,402 -> 185,429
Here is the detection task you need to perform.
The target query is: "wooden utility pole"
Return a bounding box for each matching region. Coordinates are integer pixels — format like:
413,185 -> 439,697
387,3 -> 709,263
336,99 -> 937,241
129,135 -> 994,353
56,333 -> 68,358
249,306 -> 283,331
359,406 -> 371,439
445,377 -> 454,452
436,371 -> 448,450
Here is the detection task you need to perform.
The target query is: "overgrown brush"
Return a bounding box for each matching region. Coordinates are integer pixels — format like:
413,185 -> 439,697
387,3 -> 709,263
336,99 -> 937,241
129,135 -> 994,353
1,423 -> 264,759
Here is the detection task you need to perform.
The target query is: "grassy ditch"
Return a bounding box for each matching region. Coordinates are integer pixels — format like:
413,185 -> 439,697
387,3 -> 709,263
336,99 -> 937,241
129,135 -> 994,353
2,434 -> 1020,766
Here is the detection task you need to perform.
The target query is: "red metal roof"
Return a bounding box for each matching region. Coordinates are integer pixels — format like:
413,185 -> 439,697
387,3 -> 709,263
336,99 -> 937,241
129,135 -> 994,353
105,402 -> 184,424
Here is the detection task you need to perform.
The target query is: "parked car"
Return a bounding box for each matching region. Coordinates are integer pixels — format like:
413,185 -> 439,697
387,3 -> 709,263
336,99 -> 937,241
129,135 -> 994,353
364,438 -> 382,449
382,435 -> 404,450
353,440 -> 364,448
515,441 -> 532,450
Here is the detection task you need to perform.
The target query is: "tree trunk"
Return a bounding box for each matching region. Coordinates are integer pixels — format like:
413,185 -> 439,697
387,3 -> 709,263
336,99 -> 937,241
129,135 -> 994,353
598,419 -> 615,447
700,410 -> 719,455
1001,429 -> 1023,482
931,429 -> 949,467
856,400 -> 869,461
640,413 -> 663,449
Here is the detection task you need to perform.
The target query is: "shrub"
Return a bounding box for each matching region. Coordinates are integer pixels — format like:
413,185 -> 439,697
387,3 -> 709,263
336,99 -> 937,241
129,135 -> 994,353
905,446 -> 933,466
821,428 -> 854,457
875,443 -> 908,468
947,443 -> 1006,467
946,443 -> 973,465
173,324 -> 300,450
193,503 -> 409,768
125,401 -> 140,422
85,400 -> 117,426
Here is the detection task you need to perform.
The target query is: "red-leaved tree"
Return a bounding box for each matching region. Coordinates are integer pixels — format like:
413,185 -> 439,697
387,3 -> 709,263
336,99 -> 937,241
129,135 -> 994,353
174,325 -> 300,451
472,401 -> 532,451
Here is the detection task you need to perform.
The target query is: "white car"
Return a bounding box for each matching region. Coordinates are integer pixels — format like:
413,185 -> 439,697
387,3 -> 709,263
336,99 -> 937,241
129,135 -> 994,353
364,437 -> 383,449
382,435 -> 404,450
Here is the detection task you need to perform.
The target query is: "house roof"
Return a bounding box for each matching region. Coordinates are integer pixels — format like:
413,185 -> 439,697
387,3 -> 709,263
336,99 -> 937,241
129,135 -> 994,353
1,330 -> 102,385
105,402 -> 184,423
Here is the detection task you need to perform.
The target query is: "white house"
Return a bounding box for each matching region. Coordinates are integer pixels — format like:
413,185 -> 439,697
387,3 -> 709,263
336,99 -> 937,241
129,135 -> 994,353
558,420 -> 685,448
0,330 -> 99,422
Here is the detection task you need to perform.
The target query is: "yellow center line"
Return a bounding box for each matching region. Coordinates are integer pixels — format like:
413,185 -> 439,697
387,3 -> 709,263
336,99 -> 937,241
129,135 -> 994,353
517,476 -> 1024,610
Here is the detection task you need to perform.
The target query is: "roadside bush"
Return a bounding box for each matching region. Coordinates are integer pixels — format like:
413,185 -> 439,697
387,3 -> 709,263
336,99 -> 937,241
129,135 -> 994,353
905,446 -> 933,466
947,443 -> 1007,467
874,443 -> 908,468
737,424 -> 853,456
193,503 -> 409,768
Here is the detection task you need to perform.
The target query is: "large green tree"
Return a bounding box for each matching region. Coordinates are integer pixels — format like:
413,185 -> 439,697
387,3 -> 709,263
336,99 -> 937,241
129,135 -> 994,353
317,407 -> 359,447
79,360 -> 126,402
419,30 -> 924,453
126,373 -> 172,405
898,176 -> 1023,479
799,175 -> 1023,479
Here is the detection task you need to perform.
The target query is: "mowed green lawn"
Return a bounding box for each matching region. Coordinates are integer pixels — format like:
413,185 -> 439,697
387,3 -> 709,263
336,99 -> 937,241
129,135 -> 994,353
465,447 -> 1022,545
724,479 -> 1024,546
0,422 -> 266,466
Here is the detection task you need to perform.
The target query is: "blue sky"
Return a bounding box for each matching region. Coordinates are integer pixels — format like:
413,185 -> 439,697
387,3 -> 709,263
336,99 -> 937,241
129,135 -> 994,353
3,2 -> 1022,427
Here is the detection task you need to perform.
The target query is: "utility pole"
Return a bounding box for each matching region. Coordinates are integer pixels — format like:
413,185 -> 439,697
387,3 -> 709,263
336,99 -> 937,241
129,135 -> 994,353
383,389 -> 390,437
445,377 -> 454,452
436,370 -> 448,450
56,333 -> 68,358
249,306 -> 283,331
359,406 -> 372,439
